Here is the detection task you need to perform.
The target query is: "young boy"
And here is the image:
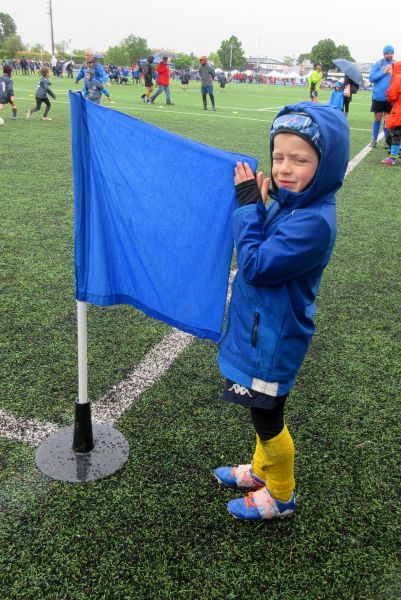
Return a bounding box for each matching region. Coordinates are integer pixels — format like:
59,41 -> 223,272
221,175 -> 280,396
214,102 -> 350,521
25,66 -> 56,121
381,61 -> 401,165
329,81 -> 344,111
0,66 -> 18,120
84,69 -> 112,104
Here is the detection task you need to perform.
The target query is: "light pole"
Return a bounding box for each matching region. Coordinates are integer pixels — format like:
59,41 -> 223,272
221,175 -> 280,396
229,44 -> 234,70
47,0 -> 55,56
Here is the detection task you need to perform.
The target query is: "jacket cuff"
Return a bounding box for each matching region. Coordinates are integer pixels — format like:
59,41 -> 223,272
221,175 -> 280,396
235,179 -> 262,206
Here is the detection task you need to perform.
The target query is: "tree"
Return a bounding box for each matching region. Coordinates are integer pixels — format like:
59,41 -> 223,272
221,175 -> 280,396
122,34 -> 151,63
105,35 -> 150,66
174,52 -> 192,70
217,35 -> 246,70
310,39 -> 354,74
105,44 -> 130,66
297,53 -> 311,66
282,55 -> 296,66
0,12 -> 16,41
335,44 -> 355,62
55,40 -> 71,54
30,42 -> 45,53
207,52 -> 221,68
1,34 -> 24,56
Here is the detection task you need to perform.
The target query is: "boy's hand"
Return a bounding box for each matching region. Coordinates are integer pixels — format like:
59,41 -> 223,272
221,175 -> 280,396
235,162 -> 270,205
234,162 -> 255,185
256,171 -> 270,205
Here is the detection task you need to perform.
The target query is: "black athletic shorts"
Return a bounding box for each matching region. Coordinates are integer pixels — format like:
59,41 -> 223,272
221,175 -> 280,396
0,96 -> 11,105
370,99 -> 392,114
222,378 -> 288,410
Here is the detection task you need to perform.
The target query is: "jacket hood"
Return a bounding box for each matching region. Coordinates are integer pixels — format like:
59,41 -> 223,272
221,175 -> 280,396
269,102 -> 350,208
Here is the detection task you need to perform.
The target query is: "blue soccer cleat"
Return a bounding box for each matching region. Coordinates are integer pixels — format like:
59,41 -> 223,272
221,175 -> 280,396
214,464 -> 265,489
227,487 -> 296,521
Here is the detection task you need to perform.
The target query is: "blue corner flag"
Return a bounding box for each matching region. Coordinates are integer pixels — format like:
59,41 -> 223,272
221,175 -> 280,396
69,92 -> 258,341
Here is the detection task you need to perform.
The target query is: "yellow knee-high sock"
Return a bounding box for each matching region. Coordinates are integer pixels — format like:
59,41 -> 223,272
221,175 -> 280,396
251,425 -> 295,502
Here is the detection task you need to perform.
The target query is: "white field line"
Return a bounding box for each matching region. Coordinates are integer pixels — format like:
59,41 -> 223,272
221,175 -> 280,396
0,271 -> 236,446
16,96 -> 273,123
346,132 -> 384,175
0,132 -> 379,445
15,95 -> 374,131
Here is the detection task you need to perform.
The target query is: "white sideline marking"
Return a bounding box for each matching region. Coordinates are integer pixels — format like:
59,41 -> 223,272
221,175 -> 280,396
0,132 -> 380,445
346,132 -> 384,175
15,96 -> 374,131
0,271 -> 236,445
91,329 -> 193,425
0,410 -> 59,445
16,96 -> 273,124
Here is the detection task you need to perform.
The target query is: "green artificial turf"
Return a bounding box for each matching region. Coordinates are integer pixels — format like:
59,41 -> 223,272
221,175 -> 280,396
0,76 -> 400,599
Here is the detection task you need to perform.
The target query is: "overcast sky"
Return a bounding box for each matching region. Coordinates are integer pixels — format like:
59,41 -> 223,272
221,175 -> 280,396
2,0 -> 400,63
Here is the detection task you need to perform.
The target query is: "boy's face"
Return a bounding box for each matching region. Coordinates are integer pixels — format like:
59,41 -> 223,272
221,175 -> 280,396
272,133 -> 319,194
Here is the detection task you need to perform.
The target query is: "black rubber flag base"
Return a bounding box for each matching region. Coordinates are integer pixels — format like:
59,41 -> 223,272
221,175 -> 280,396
35,401 -> 129,483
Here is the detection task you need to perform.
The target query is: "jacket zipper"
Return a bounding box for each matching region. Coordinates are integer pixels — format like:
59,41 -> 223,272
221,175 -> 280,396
252,312 -> 260,347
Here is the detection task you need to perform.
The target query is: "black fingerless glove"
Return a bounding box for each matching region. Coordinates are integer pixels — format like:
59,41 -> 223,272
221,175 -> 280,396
235,178 -> 262,207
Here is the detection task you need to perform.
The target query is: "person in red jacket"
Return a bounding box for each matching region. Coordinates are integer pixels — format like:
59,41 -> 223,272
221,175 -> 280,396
381,61 -> 401,165
149,56 -> 174,105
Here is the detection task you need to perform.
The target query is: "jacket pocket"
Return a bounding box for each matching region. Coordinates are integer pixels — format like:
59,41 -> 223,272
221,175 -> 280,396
252,312 -> 260,347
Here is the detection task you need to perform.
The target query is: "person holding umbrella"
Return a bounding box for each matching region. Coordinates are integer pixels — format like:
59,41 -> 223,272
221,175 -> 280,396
368,45 -> 395,148
342,75 -> 359,118
333,59 -> 363,119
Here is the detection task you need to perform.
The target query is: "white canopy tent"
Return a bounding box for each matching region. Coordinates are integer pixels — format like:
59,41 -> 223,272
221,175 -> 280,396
266,69 -> 283,78
282,71 -> 301,79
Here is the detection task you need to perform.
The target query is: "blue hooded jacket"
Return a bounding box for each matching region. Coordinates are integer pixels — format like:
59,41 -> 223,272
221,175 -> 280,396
218,102 -> 350,396
329,88 -> 344,110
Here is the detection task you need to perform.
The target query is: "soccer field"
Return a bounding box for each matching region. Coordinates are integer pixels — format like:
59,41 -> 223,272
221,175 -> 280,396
0,76 -> 400,599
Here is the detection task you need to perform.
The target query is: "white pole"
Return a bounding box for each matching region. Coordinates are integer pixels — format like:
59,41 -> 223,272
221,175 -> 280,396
77,300 -> 88,404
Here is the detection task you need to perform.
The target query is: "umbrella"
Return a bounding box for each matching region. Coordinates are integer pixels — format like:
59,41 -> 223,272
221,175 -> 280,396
333,59 -> 363,86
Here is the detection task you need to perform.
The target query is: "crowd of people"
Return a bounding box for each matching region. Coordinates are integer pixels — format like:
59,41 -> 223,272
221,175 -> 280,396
1,45 -> 399,166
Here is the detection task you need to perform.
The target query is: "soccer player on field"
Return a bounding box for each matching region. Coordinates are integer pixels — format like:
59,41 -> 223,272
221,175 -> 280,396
25,67 -> 56,122
0,66 -> 18,120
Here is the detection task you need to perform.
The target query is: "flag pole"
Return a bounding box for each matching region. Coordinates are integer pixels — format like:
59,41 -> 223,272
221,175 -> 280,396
35,299 -> 129,482
72,300 -> 94,452
77,300 -> 88,403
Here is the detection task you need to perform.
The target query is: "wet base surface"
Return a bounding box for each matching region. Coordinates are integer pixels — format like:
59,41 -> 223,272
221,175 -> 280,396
35,425 -> 129,483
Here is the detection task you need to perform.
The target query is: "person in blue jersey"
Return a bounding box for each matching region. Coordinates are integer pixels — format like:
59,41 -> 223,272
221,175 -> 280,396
368,45 -> 395,147
120,67 -> 129,84
75,49 -> 109,89
0,66 -> 18,120
329,81 -> 344,110
214,102 -> 350,521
